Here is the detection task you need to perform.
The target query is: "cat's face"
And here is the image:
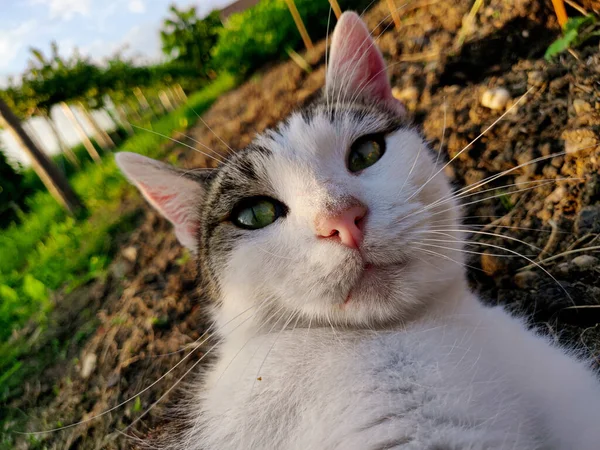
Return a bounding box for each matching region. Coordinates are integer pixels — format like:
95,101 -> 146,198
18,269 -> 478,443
117,12 -> 464,329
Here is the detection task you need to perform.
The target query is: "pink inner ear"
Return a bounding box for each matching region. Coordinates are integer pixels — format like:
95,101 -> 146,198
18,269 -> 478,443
328,12 -> 403,112
139,183 -> 191,227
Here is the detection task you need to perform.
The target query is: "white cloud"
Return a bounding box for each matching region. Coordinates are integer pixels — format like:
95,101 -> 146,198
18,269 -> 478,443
0,20 -> 38,71
128,0 -> 145,14
80,21 -> 162,65
31,0 -> 92,21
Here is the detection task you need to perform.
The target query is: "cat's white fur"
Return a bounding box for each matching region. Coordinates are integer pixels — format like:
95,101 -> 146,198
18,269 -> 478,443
117,12 -> 600,450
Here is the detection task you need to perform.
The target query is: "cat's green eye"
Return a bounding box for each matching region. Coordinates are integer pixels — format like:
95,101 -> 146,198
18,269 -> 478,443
232,197 -> 286,230
347,135 -> 386,173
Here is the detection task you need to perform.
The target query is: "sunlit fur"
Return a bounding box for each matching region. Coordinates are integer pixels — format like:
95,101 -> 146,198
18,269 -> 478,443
117,11 -> 600,450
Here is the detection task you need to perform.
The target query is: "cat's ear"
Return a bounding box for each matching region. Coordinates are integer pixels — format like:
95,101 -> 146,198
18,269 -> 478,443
326,11 -> 404,114
115,152 -> 205,252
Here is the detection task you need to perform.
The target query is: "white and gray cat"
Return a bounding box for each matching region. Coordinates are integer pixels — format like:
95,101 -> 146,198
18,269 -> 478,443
117,12 -> 600,450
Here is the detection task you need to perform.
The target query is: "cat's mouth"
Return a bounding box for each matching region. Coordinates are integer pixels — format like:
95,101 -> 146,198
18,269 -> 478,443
343,260 -> 407,306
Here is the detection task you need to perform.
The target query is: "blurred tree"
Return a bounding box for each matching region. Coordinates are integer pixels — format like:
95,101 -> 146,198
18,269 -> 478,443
160,5 -> 222,74
0,98 -> 85,215
0,144 -> 26,227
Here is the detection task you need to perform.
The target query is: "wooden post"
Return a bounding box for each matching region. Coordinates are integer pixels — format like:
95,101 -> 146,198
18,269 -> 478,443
175,84 -> 188,103
284,0 -> 313,50
158,90 -> 174,112
328,0 -> 342,19
0,98 -> 85,215
551,0 -> 568,27
386,0 -> 402,31
60,102 -> 101,164
77,102 -> 115,149
116,105 -> 134,135
43,112 -> 81,168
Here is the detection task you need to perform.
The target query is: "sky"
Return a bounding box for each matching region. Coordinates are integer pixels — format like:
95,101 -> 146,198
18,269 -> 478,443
0,0 -> 236,165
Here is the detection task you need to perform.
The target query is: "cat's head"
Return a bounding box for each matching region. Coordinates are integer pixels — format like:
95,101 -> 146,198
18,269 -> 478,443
117,12 -> 464,330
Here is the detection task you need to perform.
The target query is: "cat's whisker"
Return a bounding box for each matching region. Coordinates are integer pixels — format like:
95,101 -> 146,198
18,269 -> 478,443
251,309 -> 301,391
237,303 -> 290,383
214,297 -> 282,384
123,299 -> 281,435
415,241 -> 536,258
255,245 -> 296,260
130,124 -> 225,164
192,109 -> 235,156
405,86 -> 536,204
417,238 -> 574,305
427,222 -> 566,234
20,302 -> 262,435
430,99 -> 447,179
402,178 -> 572,229
421,175 -> 577,223
324,1 -> 333,114
420,229 -> 543,251
408,245 -> 485,273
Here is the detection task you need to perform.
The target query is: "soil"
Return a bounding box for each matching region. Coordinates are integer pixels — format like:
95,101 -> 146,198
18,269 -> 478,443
3,0 -> 600,448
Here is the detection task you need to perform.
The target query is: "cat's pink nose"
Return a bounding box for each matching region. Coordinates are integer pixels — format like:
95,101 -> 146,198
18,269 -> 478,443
315,205 -> 367,249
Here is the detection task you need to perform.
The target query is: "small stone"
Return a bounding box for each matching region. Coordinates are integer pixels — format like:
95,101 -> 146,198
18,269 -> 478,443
527,71 -> 546,87
514,270 -> 539,289
81,353 -> 97,379
575,205 -> 600,236
122,246 -> 138,263
556,262 -> 570,276
573,99 -> 592,116
392,86 -> 419,102
464,169 -> 486,186
572,255 -> 599,269
107,373 -> 121,388
443,164 -> 456,181
110,260 -> 131,279
561,128 -> 599,154
546,186 -> 566,204
481,251 -> 507,276
481,88 -> 511,110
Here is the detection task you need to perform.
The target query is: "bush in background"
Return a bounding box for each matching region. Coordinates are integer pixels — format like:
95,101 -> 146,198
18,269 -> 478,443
212,0 -> 372,76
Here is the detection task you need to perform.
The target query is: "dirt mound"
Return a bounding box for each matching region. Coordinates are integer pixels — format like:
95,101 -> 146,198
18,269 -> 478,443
5,0 -> 600,448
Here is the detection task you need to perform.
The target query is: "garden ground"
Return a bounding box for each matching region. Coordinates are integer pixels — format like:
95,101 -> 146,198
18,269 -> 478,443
3,0 -> 600,448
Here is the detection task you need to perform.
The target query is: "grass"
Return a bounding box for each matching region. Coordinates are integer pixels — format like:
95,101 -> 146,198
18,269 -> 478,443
0,73 -> 237,404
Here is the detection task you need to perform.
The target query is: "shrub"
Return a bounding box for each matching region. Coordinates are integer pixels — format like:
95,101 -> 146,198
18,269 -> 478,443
212,0 -> 372,76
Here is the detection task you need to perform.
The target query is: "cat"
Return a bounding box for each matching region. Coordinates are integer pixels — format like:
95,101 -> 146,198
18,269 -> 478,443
116,11 -> 600,450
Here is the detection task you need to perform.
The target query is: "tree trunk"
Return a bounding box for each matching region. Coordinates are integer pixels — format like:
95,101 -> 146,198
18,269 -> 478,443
43,111 -> 81,169
0,98 -> 85,215
78,102 -> 115,150
59,102 -> 101,164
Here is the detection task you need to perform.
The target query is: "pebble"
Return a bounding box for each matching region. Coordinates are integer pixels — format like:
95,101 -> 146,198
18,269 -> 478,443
575,205 -> 600,235
573,99 -> 592,115
556,262 -> 570,276
561,128 -> 599,154
527,70 -> 546,87
81,353 -> 97,379
546,186 -> 566,204
514,270 -> 539,289
572,255 -> 599,269
481,251 -> 507,276
481,88 -> 511,110
122,246 -> 138,263
392,86 -> 419,103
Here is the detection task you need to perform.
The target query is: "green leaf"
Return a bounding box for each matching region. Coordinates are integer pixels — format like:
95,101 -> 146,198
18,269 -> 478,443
545,29 -> 579,60
22,274 -> 47,303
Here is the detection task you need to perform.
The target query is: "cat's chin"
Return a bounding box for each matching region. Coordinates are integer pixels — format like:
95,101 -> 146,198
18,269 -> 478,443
340,260 -> 410,311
